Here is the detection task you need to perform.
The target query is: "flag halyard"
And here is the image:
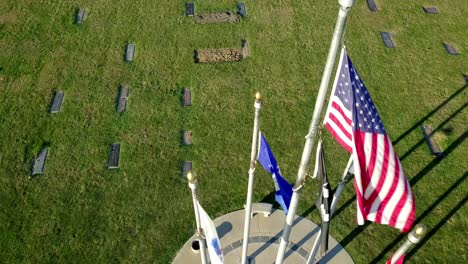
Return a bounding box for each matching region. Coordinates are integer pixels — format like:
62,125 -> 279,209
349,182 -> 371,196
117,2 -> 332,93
324,47 -> 415,232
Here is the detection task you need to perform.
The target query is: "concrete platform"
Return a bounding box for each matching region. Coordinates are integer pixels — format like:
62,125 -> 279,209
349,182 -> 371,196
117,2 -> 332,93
173,204 -> 354,263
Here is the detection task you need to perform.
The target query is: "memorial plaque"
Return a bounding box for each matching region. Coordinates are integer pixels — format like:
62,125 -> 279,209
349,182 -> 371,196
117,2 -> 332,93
108,143 -> 121,169
50,91 -> 64,113
183,130 -> 193,145
443,43 -> 459,55
117,86 -> 129,112
237,2 -> 247,17
185,2 -> 195,16
421,125 -> 443,157
182,88 -> 192,106
423,6 -> 438,14
242,39 -> 249,58
380,32 -> 395,48
366,0 -> 378,12
75,8 -> 86,24
183,161 -> 192,177
125,43 -> 135,62
32,148 -> 48,175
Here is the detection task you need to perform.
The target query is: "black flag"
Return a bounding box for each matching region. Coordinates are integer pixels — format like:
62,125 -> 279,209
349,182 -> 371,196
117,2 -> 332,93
314,140 -> 333,256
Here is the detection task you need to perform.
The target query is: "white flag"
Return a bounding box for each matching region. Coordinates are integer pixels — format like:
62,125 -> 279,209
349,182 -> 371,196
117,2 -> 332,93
197,201 -> 224,264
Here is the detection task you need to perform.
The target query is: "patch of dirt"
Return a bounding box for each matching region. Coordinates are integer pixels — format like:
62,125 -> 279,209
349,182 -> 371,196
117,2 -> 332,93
195,12 -> 240,24
0,12 -> 18,24
195,48 -> 244,63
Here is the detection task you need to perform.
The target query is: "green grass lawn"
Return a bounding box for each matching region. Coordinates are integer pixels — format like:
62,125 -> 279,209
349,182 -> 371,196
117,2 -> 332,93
0,0 -> 466,263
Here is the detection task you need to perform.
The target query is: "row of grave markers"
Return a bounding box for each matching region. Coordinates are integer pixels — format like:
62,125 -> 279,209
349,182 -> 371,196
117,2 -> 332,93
369,1 -> 460,54
32,86 -> 193,175
31,2 -> 460,175
367,1 -> 462,159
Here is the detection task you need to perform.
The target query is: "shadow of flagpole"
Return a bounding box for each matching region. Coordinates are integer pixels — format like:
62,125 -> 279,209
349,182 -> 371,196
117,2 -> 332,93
392,84 -> 467,146
332,131 -> 467,250
368,171 -> 468,263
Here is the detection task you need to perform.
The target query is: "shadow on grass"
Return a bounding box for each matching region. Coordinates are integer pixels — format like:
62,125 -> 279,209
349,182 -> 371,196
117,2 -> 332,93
369,171 -> 468,263
392,83 -> 467,146
333,131 -> 467,254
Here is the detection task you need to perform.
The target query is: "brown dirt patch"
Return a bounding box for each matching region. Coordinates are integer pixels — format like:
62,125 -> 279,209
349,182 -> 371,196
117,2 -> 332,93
195,48 -> 244,63
0,12 -> 18,24
195,12 -> 240,24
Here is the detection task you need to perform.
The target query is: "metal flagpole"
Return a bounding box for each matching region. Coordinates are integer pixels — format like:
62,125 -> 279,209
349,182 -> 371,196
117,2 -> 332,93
389,224 -> 427,264
306,156 -> 353,264
187,171 -> 208,264
275,1 -> 355,263
241,92 -> 263,264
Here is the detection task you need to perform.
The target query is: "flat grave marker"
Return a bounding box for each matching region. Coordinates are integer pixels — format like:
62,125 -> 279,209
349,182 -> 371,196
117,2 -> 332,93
183,130 -> 193,145
182,88 -> 192,106
32,148 -> 48,175
117,85 -> 129,112
242,39 -> 249,58
125,43 -> 136,62
186,2 -> 195,16
421,125 -> 443,158
423,6 -> 438,14
50,91 -> 64,113
443,43 -> 459,55
237,2 -> 247,17
183,161 -> 192,177
108,143 -> 121,169
75,8 -> 86,24
380,32 -> 395,48
366,0 -> 378,12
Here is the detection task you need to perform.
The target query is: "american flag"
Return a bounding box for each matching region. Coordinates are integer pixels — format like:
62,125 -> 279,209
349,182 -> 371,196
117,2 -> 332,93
323,47 -> 415,232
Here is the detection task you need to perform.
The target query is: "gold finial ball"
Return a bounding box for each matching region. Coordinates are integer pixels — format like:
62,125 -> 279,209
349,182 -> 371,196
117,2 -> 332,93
414,224 -> 427,237
255,92 -> 262,101
187,171 -> 197,183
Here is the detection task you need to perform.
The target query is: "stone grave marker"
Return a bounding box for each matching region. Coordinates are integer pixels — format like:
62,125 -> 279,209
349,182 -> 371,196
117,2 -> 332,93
117,85 -> 129,112
423,6 -> 438,14
421,125 -> 443,157
237,2 -> 247,17
183,130 -> 193,145
125,43 -> 136,62
183,161 -> 192,177
75,8 -> 86,24
366,0 -> 378,12
242,39 -> 249,58
380,32 -> 395,48
182,88 -> 192,106
32,148 -> 48,175
443,43 -> 459,55
186,2 -> 195,16
50,91 -> 64,113
108,143 -> 121,169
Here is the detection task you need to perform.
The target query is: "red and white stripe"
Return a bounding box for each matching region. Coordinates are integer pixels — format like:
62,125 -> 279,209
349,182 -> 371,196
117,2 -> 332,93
324,47 -> 415,232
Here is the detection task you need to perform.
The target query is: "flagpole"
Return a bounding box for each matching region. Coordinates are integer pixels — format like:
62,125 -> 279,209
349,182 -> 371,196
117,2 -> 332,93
187,171 -> 208,264
275,1 -> 355,263
389,224 -> 427,264
306,156 -> 353,264
241,92 -> 263,264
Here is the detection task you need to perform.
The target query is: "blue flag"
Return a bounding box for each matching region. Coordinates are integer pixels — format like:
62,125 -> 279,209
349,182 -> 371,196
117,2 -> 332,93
257,133 -> 293,214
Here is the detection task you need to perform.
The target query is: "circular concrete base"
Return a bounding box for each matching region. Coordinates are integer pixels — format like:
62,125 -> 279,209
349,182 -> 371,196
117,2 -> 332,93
173,204 -> 354,264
